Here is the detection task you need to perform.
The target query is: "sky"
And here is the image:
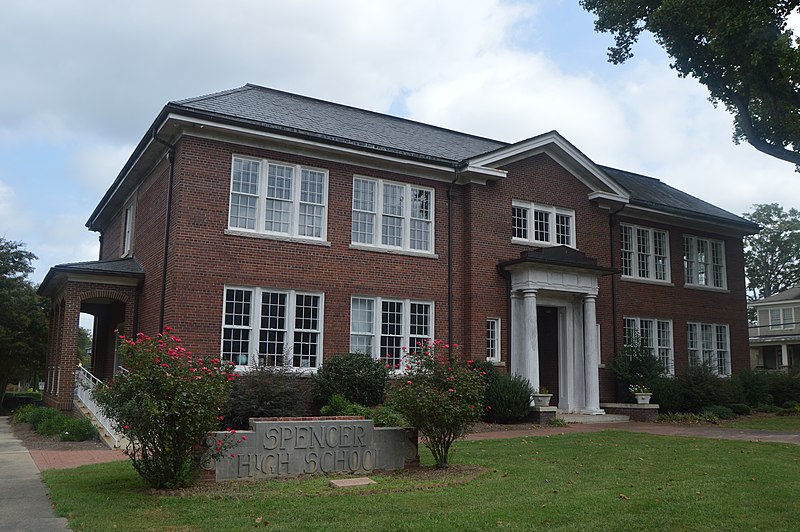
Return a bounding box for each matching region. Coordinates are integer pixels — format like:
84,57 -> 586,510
2,0 -> 799,287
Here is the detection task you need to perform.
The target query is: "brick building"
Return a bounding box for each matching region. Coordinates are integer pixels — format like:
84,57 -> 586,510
39,84 -> 758,413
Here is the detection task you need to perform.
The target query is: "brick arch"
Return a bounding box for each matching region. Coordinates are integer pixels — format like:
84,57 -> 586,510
77,287 -> 134,305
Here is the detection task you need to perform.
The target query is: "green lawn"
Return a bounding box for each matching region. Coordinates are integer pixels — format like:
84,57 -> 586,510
44,431 -> 800,531
720,414 -> 800,431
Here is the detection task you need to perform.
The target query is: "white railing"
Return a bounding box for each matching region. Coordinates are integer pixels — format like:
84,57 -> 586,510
75,365 -> 122,448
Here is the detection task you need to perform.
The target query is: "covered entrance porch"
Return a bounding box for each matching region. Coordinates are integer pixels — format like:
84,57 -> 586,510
501,247 -> 612,414
37,258 -> 143,411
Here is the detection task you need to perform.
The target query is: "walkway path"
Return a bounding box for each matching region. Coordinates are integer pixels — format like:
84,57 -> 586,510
0,416 -> 70,531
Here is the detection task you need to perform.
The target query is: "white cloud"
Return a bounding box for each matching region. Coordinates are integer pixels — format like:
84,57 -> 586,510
0,179 -> 31,237
68,141 -> 135,195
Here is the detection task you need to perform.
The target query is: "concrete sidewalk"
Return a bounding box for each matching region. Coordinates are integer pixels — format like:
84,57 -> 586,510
0,416 -> 69,531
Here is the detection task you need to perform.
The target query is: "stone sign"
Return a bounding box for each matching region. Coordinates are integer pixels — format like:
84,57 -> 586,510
211,418 -> 418,481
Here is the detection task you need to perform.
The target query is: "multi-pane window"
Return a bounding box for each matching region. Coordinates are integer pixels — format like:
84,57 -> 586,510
122,203 -> 134,256
687,322 -> 731,376
620,224 -> 669,281
769,307 -> 795,330
623,317 -> 674,374
349,296 -> 433,369
512,201 -> 575,247
228,156 -> 328,240
352,177 -> 434,253
222,287 -> 323,369
684,236 -> 726,288
486,318 -> 500,362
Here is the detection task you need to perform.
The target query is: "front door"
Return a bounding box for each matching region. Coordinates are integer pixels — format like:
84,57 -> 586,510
537,306 -> 559,400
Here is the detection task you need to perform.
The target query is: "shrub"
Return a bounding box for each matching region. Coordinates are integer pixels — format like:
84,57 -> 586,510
319,394 -> 372,417
657,412 -> 706,424
650,376 -> 683,414
729,403 -> 752,416
675,364 -> 732,413
701,405 -> 736,420
782,400 -> 799,410
312,352 -> 389,407
27,407 -> 63,431
610,336 -> 666,400
484,373 -> 533,424
766,372 -> 800,406
548,417 -> 568,427
11,403 -> 36,424
755,403 -> 783,413
390,340 -> 486,468
93,329 -> 236,489
60,417 -> 97,441
36,414 -> 69,436
222,365 -> 310,429
730,369 -> 771,406
372,404 -> 407,427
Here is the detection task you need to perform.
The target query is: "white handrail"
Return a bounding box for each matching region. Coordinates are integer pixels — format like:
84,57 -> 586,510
75,365 -> 121,447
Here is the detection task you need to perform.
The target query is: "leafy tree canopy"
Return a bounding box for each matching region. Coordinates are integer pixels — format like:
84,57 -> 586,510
0,239 -> 48,405
743,203 -> 800,300
580,0 -> 800,166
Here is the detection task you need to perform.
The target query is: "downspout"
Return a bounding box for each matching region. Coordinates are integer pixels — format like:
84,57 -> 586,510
446,166 -> 461,351
152,130 -> 176,332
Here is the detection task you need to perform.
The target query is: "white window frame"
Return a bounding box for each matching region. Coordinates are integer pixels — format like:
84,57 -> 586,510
683,235 -> 726,289
623,317 -> 674,375
349,296 -> 434,370
122,202 -> 135,257
687,322 -> 731,376
769,307 -> 795,330
350,176 -> 435,255
227,155 -> 329,243
221,286 -> 324,370
512,200 -> 576,248
620,223 -> 670,282
486,317 -> 501,362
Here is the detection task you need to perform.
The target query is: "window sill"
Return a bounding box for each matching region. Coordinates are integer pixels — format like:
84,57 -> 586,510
683,284 -> 729,294
232,364 -> 318,375
511,238 -> 575,249
348,243 -> 438,259
225,229 -> 331,247
620,276 -> 673,287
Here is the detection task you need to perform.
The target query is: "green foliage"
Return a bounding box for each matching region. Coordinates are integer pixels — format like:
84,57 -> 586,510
27,406 -> 63,430
548,416 -> 568,427
730,368 -> 772,406
60,417 -> 97,442
657,412 -> 707,424
701,405 -> 737,421
11,403 -> 36,423
312,352 -> 389,407
319,394 -> 372,417
390,340 -> 486,468
372,404 -> 407,427
483,373 -> 533,424
729,403 -> 752,416
611,336 -> 666,400
675,364 -> 733,413
766,372 -> 800,406
92,329 -> 235,489
581,1 -> 800,167
743,204 -> 800,299
755,403 -> 783,414
222,365 -> 310,430
650,376 -> 683,413
0,238 -> 48,408
37,414 -> 69,436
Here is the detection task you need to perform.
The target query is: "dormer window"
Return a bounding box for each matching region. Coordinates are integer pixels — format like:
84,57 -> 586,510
512,201 -> 575,247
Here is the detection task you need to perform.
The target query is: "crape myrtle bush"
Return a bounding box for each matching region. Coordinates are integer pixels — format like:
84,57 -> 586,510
312,352 -> 389,407
390,340 -> 485,468
222,365 -> 311,430
611,337 -> 666,401
93,328 -> 235,489
484,373 -> 534,424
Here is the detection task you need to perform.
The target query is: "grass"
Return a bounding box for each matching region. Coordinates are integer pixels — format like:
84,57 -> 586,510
720,414 -> 800,431
44,431 -> 800,531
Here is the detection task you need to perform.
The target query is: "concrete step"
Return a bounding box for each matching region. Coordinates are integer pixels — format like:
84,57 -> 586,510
558,413 -> 630,424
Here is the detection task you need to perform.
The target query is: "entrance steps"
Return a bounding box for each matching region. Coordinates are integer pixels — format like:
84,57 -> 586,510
558,413 -> 630,424
73,399 -> 129,450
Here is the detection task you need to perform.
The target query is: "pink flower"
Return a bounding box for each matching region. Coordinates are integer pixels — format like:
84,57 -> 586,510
406,380 -> 413,385
123,425 -> 130,430
241,436 -> 247,441
218,415 -> 224,420
448,388 -> 454,393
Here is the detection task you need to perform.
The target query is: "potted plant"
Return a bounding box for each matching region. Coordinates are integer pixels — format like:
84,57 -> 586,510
531,386 -> 552,407
629,384 -> 652,404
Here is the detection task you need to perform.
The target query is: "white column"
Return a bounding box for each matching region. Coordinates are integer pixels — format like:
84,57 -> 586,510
582,295 -> 603,414
780,344 -> 789,369
510,291 -> 525,379
521,288 -> 540,391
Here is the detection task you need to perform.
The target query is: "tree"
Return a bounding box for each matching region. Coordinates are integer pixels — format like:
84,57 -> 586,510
0,239 -> 49,405
743,203 -> 800,300
580,1 -> 800,166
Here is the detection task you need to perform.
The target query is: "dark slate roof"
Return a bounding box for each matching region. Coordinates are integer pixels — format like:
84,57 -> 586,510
755,285 -> 800,304
170,84 -> 507,164
600,166 -> 759,231
38,258 -> 144,297
499,246 -> 615,274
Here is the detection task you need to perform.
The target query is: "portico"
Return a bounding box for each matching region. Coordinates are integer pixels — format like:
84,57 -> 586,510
501,246 -> 613,414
